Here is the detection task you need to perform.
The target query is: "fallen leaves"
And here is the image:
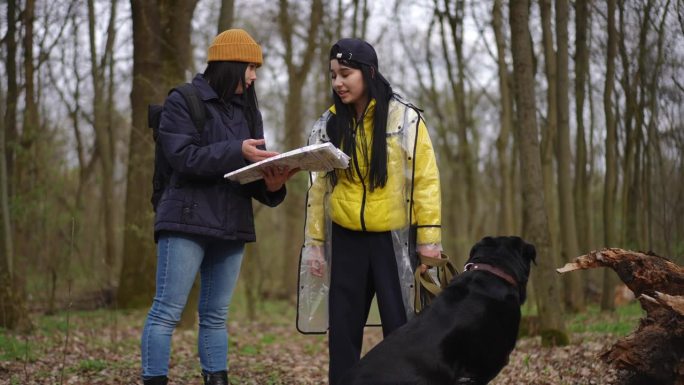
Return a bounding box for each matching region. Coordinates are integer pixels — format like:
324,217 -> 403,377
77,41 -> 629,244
491,334 -> 619,385
0,305 -> 633,384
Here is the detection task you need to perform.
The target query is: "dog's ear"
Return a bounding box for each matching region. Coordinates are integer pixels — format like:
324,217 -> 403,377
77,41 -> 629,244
522,242 -> 537,265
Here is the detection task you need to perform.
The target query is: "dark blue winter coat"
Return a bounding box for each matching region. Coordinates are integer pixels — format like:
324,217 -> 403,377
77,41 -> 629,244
154,74 -> 285,242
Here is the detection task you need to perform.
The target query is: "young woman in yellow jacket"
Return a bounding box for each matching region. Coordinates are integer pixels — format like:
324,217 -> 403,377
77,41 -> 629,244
297,38 -> 443,384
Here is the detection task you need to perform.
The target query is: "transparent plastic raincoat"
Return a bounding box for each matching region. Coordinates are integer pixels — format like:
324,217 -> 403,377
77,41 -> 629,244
297,95 -> 441,334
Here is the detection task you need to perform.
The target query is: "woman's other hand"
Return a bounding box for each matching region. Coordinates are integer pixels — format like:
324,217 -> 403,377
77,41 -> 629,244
417,245 -> 442,273
242,139 -> 279,162
305,245 -> 326,277
262,165 -> 300,192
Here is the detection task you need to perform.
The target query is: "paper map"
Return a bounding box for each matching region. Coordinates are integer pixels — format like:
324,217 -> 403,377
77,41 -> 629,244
224,142 -> 350,184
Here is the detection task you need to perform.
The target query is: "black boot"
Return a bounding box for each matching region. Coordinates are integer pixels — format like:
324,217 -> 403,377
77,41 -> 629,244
142,376 -> 168,385
202,370 -> 229,385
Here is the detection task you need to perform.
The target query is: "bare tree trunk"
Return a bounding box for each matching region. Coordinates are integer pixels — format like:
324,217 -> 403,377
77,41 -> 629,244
0,84 -> 20,327
2,0 -> 17,276
217,0 -> 234,33
555,0 -> 584,312
601,0 -> 618,311
336,0 -> 344,39
0,0 -> 30,332
117,0 -> 164,308
574,0 -> 590,254
645,1 -> 670,253
449,0 -> 476,244
277,0 -> 324,300
118,0 -> 198,311
351,0 -> 359,36
435,0 -> 476,257
18,0 -> 39,311
632,1 -> 650,251
435,11 -> 467,258
492,0 -> 515,235
14,0 -> 40,279
4,0 -> 18,193
510,0 -> 567,346
618,0 -> 636,250
619,0 -> 653,251
360,0 -> 369,39
539,0 -> 561,292
584,5 -> 600,301
539,0 -> 560,272
0,95 -> 8,281
87,0 -> 118,285
21,0 -> 39,164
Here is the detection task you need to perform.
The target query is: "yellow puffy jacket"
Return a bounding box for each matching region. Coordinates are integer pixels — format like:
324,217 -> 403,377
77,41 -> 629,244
305,96 -> 441,247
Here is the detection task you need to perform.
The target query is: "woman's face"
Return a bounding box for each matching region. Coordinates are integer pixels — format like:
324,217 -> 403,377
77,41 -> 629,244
330,59 -> 366,106
235,63 -> 258,94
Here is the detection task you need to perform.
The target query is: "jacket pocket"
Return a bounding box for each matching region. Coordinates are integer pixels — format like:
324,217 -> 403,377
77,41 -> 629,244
180,185 -> 225,230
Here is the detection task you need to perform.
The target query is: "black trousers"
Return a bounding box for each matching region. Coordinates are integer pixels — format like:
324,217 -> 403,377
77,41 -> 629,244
328,222 -> 408,385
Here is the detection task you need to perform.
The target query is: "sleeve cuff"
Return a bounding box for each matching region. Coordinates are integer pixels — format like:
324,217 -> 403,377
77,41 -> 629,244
416,226 -> 441,246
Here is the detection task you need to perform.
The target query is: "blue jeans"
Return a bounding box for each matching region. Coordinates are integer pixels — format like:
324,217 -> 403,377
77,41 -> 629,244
141,232 -> 244,379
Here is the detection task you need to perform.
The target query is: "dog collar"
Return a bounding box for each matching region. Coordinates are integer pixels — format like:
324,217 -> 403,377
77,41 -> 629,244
463,263 -> 518,287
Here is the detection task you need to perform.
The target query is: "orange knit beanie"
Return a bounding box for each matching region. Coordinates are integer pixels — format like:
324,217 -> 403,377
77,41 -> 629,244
207,29 -> 263,66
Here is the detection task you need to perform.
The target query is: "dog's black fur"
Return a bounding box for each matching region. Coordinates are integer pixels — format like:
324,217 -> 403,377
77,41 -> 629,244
338,236 -> 536,385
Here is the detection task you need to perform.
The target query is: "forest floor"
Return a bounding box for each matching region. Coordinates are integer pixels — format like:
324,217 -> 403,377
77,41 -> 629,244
0,298 -> 643,385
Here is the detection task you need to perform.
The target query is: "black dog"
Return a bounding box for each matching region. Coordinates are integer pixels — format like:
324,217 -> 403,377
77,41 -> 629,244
339,236 -> 536,385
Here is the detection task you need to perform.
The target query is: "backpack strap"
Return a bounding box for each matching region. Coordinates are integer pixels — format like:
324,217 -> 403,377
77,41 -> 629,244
172,83 -> 207,134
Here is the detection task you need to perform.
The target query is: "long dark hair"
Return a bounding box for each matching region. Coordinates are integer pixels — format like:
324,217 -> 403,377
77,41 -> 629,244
203,61 -> 260,138
328,59 -> 393,191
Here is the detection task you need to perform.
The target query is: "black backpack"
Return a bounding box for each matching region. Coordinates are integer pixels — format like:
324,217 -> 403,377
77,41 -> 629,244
148,83 -> 207,212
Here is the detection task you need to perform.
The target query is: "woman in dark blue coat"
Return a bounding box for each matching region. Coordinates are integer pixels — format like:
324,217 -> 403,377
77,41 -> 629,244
141,29 -> 296,385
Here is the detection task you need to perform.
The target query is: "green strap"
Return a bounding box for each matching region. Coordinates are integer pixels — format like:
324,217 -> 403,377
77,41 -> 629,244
414,253 -> 459,313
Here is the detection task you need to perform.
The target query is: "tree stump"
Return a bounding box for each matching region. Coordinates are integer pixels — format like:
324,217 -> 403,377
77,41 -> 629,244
557,248 -> 684,385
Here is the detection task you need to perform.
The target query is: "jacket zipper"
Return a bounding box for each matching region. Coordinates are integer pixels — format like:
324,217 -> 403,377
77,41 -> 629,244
354,159 -> 367,231
352,111 -> 370,231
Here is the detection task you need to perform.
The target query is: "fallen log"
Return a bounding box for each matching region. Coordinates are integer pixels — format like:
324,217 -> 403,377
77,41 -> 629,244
557,248 -> 684,385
